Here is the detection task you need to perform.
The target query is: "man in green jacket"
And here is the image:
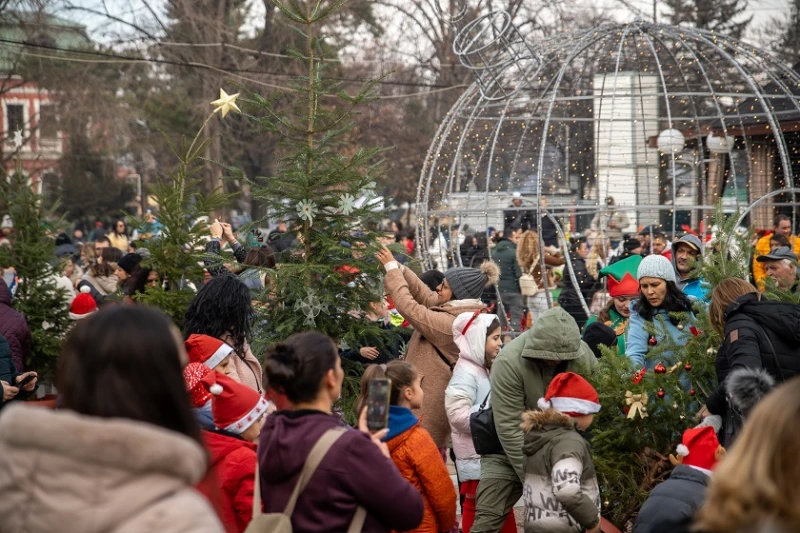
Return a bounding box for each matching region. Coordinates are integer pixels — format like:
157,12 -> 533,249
471,307 -> 598,532
494,226 -> 523,331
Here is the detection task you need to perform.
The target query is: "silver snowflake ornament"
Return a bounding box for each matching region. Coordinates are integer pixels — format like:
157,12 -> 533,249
294,288 -> 325,326
338,193 -> 356,215
296,199 -> 318,226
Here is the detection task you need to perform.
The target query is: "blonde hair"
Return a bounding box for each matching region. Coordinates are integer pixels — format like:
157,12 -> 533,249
708,278 -> 757,335
694,378 -> 800,532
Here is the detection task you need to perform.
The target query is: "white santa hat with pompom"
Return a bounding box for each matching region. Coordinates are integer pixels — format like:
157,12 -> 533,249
69,285 -> 98,320
200,371 -> 269,434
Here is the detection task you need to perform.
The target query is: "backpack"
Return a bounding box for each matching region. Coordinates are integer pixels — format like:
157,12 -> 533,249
245,427 -> 366,533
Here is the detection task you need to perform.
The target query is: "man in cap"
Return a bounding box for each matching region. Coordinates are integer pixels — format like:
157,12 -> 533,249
503,192 -> 535,232
756,246 -> 799,292
471,307 -> 598,532
672,234 -> 708,300
752,214 -> 800,289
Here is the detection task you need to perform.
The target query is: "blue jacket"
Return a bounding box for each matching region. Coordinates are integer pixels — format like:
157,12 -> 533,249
680,278 -> 708,301
626,300 -> 696,370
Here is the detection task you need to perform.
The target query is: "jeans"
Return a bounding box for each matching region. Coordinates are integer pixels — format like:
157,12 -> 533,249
499,292 -> 524,332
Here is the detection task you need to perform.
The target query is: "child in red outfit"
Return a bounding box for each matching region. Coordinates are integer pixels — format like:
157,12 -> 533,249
196,372 -> 269,533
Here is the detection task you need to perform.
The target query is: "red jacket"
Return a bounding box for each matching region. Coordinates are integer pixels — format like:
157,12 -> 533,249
199,430 -> 257,533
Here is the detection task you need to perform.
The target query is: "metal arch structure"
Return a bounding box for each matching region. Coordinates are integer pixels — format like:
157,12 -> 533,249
416,19 -> 800,322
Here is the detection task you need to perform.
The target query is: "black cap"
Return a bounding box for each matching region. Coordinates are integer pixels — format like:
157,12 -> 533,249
582,322 -> 618,359
623,238 -> 642,253
756,246 -> 798,264
117,253 -> 143,275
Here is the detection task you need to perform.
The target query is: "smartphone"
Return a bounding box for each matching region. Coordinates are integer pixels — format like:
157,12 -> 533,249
366,378 -> 391,432
16,374 -> 35,388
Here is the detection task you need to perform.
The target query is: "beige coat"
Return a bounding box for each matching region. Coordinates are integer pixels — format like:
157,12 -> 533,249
384,267 -> 484,447
220,333 -> 263,393
0,405 -> 224,533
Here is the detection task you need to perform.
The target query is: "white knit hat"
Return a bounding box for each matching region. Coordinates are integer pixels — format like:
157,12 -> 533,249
637,254 -> 676,283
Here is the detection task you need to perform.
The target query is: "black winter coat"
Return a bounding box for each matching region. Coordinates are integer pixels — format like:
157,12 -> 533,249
706,293 -> 800,416
0,278 -> 30,373
558,255 -> 599,329
633,465 -> 710,533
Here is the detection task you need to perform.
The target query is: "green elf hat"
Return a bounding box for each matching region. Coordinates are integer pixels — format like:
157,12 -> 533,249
599,255 -> 642,297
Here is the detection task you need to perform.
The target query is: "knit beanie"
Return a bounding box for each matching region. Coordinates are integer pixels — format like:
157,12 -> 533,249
201,371 -> 269,434
537,372 -> 601,417
637,254 -> 676,283
183,362 -> 213,408
69,285 -> 98,320
444,261 -> 499,300
117,253 -> 142,275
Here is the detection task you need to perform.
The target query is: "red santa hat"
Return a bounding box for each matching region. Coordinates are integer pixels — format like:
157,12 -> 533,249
676,426 -> 721,471
537,372 -> 601,417
201,372 -> 269,434
183,362 -> 213,408
69,285 -> 98,320
185,334 -> 234,370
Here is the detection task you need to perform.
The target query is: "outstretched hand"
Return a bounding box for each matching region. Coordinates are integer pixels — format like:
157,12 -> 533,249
221,222 -> 235,243
358,407 -> 390,458
376,246 -> 394,265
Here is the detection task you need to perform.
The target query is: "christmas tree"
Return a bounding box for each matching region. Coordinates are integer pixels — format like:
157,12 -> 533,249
0,161 -> 71,381
591,208 -> 746,528
130,104 -> 230,324
239,0 -> 396,421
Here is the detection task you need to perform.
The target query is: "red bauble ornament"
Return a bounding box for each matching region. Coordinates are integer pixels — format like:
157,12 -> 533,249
654,362 -> 667,374
657,389 -> 665,398
623,406 -> 630,415
689,326 -> 701,337
689,388 -> 696,396
684,363 -> 693,372
648,336 -> 657,346
631,368 -> 645,384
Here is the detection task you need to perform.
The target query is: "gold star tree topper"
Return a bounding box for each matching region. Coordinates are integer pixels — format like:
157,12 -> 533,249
211,89 -> 241,118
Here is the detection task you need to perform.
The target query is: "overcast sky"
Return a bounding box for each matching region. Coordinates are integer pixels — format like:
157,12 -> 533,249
64,0 -> 789,51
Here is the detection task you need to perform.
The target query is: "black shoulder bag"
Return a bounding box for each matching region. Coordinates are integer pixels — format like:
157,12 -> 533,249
470,392 -> 504,455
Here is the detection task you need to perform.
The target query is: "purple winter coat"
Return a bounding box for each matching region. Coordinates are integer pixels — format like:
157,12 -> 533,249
258,410 -> 424,533
0,278 -> 29,372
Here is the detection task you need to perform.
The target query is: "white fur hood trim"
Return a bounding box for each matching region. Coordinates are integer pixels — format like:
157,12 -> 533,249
0,405 -> 207,484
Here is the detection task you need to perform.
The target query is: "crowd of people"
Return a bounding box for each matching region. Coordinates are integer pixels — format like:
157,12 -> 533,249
0,200 -> 799,533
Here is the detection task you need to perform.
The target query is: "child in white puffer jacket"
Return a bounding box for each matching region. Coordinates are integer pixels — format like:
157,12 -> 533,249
445,311 -> 516,533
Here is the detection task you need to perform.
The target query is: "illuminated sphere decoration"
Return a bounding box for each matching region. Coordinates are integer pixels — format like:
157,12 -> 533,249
416,18 -> 800,320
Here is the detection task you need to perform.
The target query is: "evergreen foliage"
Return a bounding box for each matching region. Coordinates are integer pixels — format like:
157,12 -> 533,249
130,121 -> 230,324
662,0 -> 752,39
0,170 -> 70,381
242,0 -> 389,348
591,208 -> 744,528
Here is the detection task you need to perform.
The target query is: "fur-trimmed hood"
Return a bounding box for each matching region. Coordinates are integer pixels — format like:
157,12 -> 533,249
0,405 -> 221,533
521,408 -> 579,458
520,408 -> 577,433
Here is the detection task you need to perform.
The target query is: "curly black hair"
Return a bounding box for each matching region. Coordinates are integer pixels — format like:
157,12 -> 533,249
633,280 -> 693,325
182,274 -> 253,355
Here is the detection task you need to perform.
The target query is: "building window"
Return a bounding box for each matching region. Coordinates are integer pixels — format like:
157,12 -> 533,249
6,103 -> 24,134
39,104 -> 58,139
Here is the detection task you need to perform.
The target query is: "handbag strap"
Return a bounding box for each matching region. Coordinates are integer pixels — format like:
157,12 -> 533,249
751,322 -> 786,382
479,391 -> 491,409
282,427 -> 347,516
251,428 -> 367,532
527,254 -> 540,276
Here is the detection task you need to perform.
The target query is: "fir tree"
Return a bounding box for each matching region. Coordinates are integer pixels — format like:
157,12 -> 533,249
768,0 -> 800,67
662,0 -> 752,39
0,167 -> 70,381
591,207 -> 744,528
130,103 -> 230,324
240,0 -> 396,421
243,0 -> 388,341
